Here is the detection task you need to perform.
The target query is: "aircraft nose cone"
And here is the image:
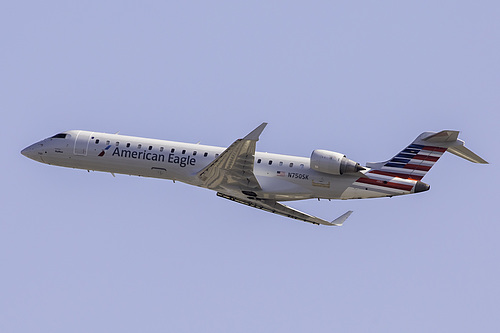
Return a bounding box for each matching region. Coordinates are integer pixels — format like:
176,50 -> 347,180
21,144 -> 41,161
21,146 -> 32,157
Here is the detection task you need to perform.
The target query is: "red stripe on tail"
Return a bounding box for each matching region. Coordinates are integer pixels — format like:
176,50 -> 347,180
356,177 -> 414,191
369,170 -> 423,181
404,164 -> 431,171
422,146 -> 447,153
412,155 -> 440,162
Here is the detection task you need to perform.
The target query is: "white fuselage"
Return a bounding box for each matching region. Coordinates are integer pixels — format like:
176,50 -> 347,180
21,130 -> 419,201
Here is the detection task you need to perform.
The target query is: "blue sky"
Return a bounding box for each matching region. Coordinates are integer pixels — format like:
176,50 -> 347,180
2,1 -> 499,332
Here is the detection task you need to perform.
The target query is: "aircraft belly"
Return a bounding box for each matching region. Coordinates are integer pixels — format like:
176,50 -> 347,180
44,150 -> 367,200
340,184 -> 409,199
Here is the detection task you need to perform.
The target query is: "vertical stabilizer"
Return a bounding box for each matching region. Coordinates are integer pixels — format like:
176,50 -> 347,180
365,130 -> 488,181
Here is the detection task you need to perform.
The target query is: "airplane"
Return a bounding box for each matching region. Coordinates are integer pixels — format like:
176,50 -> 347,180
21,123 -> 488,226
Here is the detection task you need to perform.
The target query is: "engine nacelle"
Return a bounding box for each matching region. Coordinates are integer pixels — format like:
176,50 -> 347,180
310,149 -> 364,175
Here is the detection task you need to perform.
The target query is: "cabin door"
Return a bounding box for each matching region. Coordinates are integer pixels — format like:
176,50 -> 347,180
73,131 -> 94,156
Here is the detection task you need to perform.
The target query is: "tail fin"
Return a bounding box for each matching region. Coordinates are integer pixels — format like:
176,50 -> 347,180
366,130 -> 488,181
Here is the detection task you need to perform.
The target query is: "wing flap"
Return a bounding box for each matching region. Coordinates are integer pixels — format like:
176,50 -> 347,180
197,123 -> 267,191
217,192 -> 351,226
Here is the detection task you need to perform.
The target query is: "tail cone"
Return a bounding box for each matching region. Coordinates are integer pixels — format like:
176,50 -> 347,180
414,181 -> 430,193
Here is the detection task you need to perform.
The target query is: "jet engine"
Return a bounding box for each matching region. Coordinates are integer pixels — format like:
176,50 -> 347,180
310,149 -> 365,175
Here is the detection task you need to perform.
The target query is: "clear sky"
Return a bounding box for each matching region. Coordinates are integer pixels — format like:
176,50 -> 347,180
2,1 -> 499,332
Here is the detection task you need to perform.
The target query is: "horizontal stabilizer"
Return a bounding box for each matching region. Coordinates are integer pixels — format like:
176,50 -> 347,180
447,145 -> 488,164
421,130 -> 488,164
421,130 -> 459,143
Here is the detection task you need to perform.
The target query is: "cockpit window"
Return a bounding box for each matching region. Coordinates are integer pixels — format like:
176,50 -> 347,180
51,133 -> 67,139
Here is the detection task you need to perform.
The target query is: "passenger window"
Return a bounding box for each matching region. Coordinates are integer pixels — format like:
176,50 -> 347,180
300,164 -> 304,168
289,163 -> 293,167
126,143 -> 130,148
106,140 -> 110,145
171,148 -> 175,153
115,142 -> 119,146
182,150 -> 186,154
268,160 -> 273,165
215,154 -> 219,157
279,161 -> 283,166
138,144 -> 142,149
204,152 -> 208,157
95,139 -> 100,144
160,147 -> 164,152
148,146 -> 153,150
257,159 -> 261,163
193,151 -> 197,156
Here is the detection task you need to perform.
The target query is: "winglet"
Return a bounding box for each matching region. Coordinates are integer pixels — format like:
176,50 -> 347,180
243,122 -> 268,141
329,210 -> 353,226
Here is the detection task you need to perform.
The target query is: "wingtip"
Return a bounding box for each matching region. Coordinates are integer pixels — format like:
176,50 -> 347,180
243,122 -> 268,141
330,210 -> 353,226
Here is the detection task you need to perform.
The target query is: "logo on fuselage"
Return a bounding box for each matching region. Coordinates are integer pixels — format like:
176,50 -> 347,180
110,147 -> 196,167
98,145 -> 112,157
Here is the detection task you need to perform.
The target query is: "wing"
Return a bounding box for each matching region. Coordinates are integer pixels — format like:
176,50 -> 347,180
197,123 -> 267,192
217,192 -> 352,226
